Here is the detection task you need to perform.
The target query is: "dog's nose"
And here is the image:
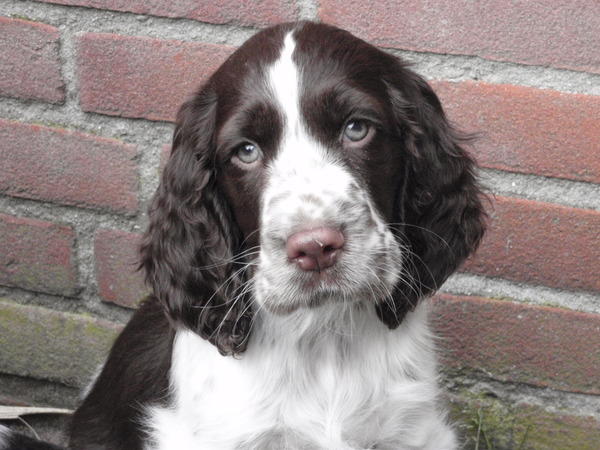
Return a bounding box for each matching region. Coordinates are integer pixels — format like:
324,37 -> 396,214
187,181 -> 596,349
286,227 -> 345,271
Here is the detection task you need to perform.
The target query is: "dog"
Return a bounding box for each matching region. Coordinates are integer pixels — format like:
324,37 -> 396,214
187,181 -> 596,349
1,21 -> 486,449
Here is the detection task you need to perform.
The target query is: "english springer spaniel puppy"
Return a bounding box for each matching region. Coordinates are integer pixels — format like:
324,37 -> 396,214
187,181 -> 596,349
2,21 -> 486,450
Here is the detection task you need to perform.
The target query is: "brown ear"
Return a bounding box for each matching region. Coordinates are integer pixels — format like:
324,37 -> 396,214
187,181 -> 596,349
377,71 -> 487,328
139,88 -> 252,356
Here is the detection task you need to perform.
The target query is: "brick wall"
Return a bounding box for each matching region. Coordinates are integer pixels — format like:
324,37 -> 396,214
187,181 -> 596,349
0,0 -> 598,447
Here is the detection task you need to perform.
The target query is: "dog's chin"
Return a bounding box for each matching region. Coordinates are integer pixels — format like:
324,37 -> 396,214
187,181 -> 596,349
254,254 -> 400,316
256,279 -> 385,316
258,292 -> 337,316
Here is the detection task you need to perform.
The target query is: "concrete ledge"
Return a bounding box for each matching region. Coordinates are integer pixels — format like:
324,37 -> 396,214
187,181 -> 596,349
0,298 -> 122,387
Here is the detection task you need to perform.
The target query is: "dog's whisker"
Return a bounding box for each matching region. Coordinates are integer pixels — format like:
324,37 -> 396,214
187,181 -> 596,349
195,247 -> 261,270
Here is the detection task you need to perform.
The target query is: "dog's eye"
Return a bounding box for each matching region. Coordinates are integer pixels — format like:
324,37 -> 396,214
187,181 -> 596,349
343,120 -> 370,142
235,143 -> 261,164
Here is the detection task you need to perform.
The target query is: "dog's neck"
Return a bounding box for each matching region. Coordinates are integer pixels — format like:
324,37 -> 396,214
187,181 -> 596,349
252,301 -> 381,348
244,300 -> 436,381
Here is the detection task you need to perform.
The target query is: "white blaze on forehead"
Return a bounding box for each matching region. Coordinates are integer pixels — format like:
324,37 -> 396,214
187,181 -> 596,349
268,32 -> 300,136
265,32 -> 352,204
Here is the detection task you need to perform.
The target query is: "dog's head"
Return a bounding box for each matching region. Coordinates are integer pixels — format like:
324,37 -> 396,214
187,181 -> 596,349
140,22 -> 486,355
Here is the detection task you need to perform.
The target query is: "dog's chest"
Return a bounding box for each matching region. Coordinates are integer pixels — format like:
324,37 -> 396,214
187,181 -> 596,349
146,306 -> 446,449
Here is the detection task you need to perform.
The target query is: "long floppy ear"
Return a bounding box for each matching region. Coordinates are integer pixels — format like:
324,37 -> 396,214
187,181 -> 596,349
377,71 -> 487,328
139,88 -> 252,356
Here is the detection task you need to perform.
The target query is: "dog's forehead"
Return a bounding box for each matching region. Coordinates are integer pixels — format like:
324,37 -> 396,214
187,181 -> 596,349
213,22 -> 384,94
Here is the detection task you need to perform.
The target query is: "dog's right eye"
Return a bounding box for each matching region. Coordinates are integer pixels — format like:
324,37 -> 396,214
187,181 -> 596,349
235,143 -> 261,164
342,119 -> 372,144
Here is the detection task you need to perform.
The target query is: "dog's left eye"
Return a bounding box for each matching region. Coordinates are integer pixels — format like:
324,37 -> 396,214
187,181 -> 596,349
343,120 -> 370,142
235,143 -> 261,164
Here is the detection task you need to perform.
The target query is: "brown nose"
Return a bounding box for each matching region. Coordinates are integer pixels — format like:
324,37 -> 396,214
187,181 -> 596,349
285,227 -> 345,271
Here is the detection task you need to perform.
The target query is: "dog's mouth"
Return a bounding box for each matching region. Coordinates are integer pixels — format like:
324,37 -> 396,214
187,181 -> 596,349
260,287 -> 350,316
256,259 -> 392,316
294,265 -> 343,287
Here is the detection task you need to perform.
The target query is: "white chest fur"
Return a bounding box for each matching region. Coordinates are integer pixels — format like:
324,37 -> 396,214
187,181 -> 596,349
146,303 -> 456,449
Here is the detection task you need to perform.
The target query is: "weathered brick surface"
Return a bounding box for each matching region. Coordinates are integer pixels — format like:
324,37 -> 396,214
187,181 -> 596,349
319,0 -> 600,73
0,298 -> 122,386
433,81 -> 600,183
77,33 -> 234,121
0,17 -> 64,103
0,214 -> 77,296
432,294 -> 600,394
513,405 -> 600,450
36,0 -> 297,26
463,196 -> 600,293
94,228 -> 148,308
449,392 -> 600,449
0,119 -> 138,214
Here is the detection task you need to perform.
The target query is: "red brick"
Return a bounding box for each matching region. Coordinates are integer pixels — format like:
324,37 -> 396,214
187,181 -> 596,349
94,228 -> 148,308
432,294 -> 600,394
0,214 -> 77,296
463,196 -> 600,293
0,119 -> 138,214
319,0 -> 600,73
0,17 -> 64,103
433,81 -> 600,183
36,0 -> 297,26
77,33 -> 234,121
0,298 -> 122,386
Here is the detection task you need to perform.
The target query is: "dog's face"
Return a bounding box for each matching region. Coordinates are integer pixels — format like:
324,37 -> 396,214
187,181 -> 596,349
216,30 -> 405,315
141,22 -> 486,355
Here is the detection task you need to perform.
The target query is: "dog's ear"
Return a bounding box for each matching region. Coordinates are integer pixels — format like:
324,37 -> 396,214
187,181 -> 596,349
377,71 -> 487,328
140,88 -> 252,356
